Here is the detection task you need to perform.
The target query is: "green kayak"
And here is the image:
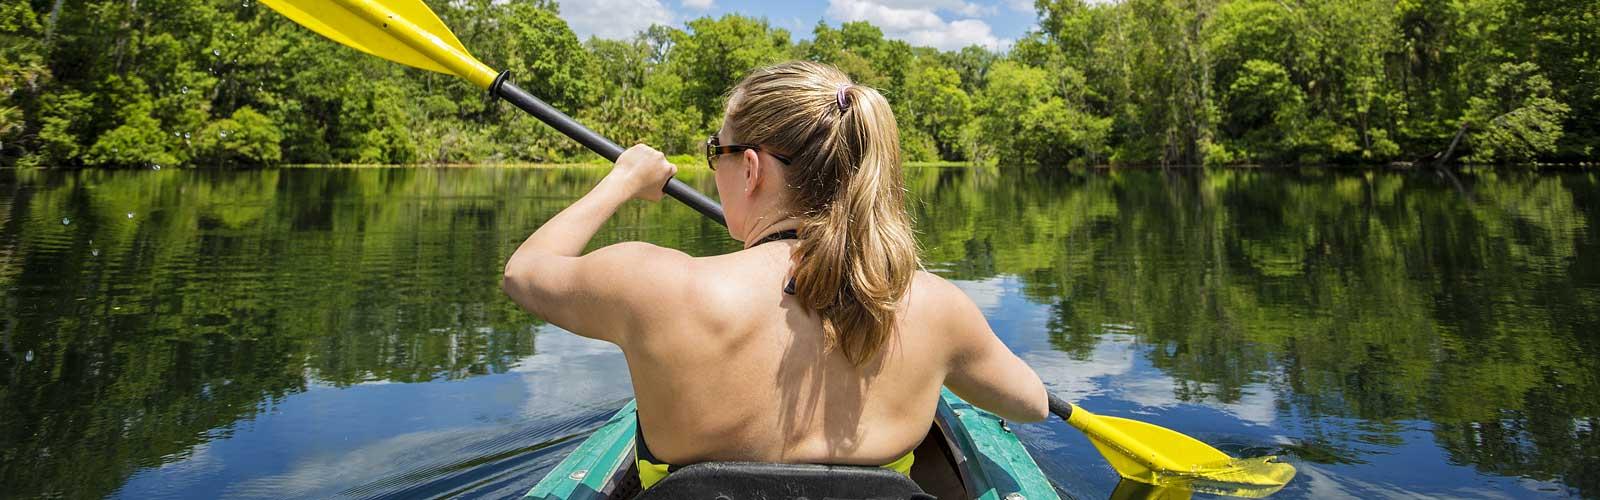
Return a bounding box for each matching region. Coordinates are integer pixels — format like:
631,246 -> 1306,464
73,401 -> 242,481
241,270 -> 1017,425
526,388 -> 1059,500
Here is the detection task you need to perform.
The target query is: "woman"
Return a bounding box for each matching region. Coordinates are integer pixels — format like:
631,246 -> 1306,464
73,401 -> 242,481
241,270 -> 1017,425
502,61 -> 1047,489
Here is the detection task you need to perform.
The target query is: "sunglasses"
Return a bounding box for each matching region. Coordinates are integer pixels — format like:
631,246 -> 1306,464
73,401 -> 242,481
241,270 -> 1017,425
705,134 -> 792,171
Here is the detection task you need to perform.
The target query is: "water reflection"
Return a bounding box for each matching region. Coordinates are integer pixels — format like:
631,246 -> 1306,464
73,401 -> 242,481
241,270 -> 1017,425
917,167 -> 1598,498
0,167 -> 1596,498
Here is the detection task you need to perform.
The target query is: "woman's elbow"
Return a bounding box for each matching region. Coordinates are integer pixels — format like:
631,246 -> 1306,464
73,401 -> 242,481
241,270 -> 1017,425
501,261 -> 542,313
1022,390 -> 1050,423
1004,389 -> 1050,423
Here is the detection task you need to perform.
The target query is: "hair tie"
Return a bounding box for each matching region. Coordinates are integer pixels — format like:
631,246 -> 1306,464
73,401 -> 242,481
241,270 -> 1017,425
835,84 -> 853,112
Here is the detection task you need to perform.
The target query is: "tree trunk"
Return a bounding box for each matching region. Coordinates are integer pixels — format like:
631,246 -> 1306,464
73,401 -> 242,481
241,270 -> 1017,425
1438,120 -> 1469,166
45,0 -> 65,41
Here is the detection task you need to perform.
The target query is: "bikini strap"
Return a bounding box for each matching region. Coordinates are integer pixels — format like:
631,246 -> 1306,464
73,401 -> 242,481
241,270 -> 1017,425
751,229 -> 799,246
750,229 -> 801,295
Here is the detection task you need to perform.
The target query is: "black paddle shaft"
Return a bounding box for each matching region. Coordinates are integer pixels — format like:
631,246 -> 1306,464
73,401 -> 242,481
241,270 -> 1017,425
1047,393 -> 1074,420
489,71 -> 727,226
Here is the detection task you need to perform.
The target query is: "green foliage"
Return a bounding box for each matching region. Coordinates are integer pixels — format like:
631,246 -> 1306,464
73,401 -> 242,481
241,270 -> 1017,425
1035,0 -> 1594,165
194,106 -> 282,164
973,62 -> 1110,165
0,0 -> 47,158
1464,62 -> 1571,163
940,45 -> 998,95
1220,60 -> 1304,162
487,1 -> 593,112
86,100 -> 182,167
2,0 -> 1594,167
670,15 -> 791,126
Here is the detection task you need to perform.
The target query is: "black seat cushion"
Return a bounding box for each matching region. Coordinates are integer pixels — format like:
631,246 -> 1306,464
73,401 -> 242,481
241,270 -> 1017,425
635,461 -> 934,500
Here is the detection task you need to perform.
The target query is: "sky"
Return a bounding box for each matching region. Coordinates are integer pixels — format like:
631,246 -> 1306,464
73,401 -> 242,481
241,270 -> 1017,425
555,0 -> 1042,51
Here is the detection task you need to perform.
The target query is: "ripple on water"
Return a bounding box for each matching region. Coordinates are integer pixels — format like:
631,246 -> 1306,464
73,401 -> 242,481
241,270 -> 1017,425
258,407 -> 618,499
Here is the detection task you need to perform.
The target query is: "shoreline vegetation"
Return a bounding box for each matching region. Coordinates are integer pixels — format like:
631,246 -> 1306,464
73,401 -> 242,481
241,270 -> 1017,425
0,0 -> 1595,169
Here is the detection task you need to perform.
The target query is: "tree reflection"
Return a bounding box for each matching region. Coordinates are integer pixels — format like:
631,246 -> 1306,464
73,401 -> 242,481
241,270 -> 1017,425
0,167 -> 1595,496
909,167 -> 1598,495
0,167 -> 729,498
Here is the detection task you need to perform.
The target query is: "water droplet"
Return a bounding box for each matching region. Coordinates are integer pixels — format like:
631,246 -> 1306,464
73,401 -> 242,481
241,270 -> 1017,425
181,86 -> 189,94
212,49 -> 221,57
126,212 -> 135,219
61,217 -> 71,225
24,351 -> 32,362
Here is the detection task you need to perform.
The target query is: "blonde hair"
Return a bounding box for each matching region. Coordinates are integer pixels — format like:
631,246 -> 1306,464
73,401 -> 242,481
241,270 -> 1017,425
726,61 -> 918,366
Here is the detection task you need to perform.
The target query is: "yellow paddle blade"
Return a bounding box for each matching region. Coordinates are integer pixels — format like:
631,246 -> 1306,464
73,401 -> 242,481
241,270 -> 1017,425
1177,457 -> 1298,498
1070,409 -> 1297,498
261,0 -> 498,87
1081,414 -> 1230,483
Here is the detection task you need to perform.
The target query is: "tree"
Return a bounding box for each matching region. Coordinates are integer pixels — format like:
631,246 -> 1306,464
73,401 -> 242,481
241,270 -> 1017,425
940,45 -> 998,95
1464,62 -> 1570,163
3,0 -> 1594,167
900,59 -> 972,161
0,0 -> 48,159
973,61 -> 1110,165
669,15 -> 792,127
194,106 -> 282,165
1219,60 -> 1304,163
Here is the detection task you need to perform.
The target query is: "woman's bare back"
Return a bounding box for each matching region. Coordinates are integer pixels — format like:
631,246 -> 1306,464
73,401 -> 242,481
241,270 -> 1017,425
618,240 -> 1043,466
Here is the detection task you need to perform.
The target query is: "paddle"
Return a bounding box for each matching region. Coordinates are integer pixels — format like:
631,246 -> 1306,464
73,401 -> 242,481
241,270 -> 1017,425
1049,394 -> 1293,498
259,0 -> 1296,496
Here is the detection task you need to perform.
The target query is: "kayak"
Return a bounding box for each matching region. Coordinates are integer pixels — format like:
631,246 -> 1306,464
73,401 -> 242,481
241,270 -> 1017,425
525,388 -> 1059,500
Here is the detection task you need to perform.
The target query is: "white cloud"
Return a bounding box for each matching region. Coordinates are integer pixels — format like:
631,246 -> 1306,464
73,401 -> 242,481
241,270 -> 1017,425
864,0 -> 993,16
826,0 -> 1005,50
561,0 -> 676,39
1023,333 -> 1141,402
511,324 -> 635,417
682,0 -> 714,9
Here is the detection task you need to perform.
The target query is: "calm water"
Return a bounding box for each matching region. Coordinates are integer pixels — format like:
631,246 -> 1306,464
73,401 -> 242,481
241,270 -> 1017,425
1,166 -> 1596,499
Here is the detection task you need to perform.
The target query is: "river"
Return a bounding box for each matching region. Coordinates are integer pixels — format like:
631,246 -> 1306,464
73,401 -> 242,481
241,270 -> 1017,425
1,166 -> 1595,498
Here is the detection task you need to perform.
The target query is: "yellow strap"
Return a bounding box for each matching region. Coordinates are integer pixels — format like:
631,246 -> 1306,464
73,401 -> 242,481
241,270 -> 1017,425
638,459 -> 671,490
883,450 -> 916,476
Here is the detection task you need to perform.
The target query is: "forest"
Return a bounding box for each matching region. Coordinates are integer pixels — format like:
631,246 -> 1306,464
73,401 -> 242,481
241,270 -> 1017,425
0,0 -> 1594,167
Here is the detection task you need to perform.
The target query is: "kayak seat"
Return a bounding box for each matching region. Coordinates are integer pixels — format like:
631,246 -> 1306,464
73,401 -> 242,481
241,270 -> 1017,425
634,461 -> 934,500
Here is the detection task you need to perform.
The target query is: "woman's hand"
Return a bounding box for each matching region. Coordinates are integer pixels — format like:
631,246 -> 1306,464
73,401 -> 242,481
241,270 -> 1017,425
604,144 -> 679,202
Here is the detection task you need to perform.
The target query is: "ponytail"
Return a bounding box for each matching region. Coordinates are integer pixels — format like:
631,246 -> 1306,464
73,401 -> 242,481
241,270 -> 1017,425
727,62 -> 918,365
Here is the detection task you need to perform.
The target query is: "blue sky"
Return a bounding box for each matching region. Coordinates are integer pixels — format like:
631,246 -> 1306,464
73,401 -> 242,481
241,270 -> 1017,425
556,0 -> 1042,51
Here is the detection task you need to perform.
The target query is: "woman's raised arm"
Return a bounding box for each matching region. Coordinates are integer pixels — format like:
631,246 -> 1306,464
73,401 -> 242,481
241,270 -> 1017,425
501,145 -> 687,344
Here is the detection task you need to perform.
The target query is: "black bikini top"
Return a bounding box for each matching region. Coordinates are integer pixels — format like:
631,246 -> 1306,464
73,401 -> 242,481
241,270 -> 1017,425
751,229 -> 799,295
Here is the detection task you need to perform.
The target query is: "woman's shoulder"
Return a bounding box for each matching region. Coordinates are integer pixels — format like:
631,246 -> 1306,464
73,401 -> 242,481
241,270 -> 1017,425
907,270 -> 966,306
898,271 -> 974,327
590,241 -> 695,263
580,241 -> 704,305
